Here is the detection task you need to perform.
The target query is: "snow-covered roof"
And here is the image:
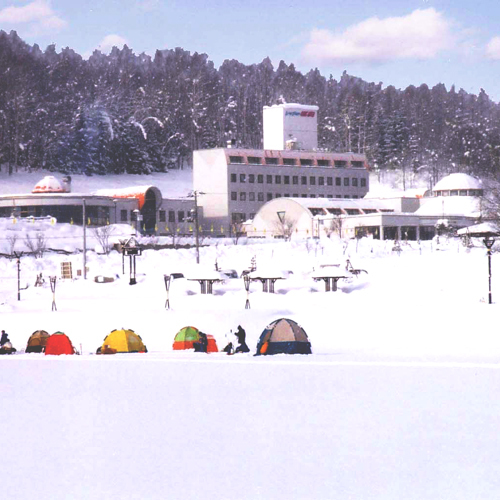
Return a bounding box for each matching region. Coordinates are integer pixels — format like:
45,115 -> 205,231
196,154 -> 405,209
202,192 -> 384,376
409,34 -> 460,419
433,173 -> 482,192
416,196 -> 481,217
32,175 -> 64,193
457,222 -> 500,236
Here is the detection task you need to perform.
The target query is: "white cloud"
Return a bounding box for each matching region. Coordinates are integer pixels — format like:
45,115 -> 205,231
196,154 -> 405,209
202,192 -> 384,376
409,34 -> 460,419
96,34 -> 129,53
0,0 -> 66,33
486,36 -> 500,60
301,8 -> 454,66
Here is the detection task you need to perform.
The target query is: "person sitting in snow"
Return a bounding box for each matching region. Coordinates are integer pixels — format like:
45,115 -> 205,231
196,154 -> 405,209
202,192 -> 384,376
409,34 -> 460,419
234,325 -> 250,353
1,330 -> 10,346
193,331 -> 208,353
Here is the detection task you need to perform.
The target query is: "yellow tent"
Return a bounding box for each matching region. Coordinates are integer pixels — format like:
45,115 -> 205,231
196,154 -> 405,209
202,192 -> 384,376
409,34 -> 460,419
99,329 -> 147,353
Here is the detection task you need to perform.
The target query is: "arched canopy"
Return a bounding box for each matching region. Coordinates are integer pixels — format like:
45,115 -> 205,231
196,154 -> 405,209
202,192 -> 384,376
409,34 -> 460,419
93,186 -> 162,210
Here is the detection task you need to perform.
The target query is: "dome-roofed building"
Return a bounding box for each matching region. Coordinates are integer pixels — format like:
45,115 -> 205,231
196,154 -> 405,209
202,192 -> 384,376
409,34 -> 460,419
32,175 -> 66,194
417,173 -> 484,218
430,173 -> 483,197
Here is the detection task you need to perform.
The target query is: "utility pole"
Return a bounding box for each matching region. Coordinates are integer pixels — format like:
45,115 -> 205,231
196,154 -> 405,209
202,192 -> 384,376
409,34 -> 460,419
189,190 -> 204,264
194,190 -> 200,264
83,199 -> 87,280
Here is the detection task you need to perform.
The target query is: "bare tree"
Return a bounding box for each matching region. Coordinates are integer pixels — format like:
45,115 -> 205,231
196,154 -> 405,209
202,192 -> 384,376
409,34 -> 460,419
328,215 -> 344,238
25,233 -> 47,258
6,233 -> 18,255
273,214 -> 296,241
92,225 -> 115,255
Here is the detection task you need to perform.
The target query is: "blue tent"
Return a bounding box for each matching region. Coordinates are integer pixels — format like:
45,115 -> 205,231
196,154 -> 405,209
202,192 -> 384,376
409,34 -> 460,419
255,318 -> 311,355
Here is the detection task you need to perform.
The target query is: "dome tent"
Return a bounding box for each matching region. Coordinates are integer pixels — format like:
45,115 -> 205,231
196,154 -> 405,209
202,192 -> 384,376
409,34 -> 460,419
98,329 -> 147,354
26,330 -> 50,353
173,326 -> 218,353
45,332 -> 76,355
255,318 -> 312,356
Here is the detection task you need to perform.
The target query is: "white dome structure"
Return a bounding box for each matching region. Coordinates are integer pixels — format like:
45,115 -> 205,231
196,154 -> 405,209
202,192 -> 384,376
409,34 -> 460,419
417,173 -> 483,218
32,176 -> 64,194
432,173 -> 483,196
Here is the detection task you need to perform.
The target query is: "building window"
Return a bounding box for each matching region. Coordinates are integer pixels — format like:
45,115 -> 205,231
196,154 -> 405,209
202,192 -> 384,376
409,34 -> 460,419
267,193 -> 273,201
284,175 -> 290,185
300,159 -> 313,166
178,211 -> 185,222
232,213 -> 246,223
335,160 -> 347,168
301,176 -> 307,185
361,178 -> 366,187
301,194 -> 307,198
168,210 -> 175,223
265,157 -> 279,165
258,192 -> 264,201
258,174 -> 264,184
344,178 -> 350,186
249,213 -> 255,219
309,194 -> 316,198
351,161 -> 364,168
120,209 -> 128,222
327,194 -> 333,198
231,192 -> 237,201
344,195 -> 350,198
352,178 -> 358,187
229,156 -> 244,164
310,177 -> 316,185
284,193 -> 290,198
249,174 -> 255,183
249,192 -> 255,201
317,159 -> 330,167
159,210 -> 166,222
247,156 -> 261,164
240,192 -> 246,201
230,173 -> 237,183
293,176 -> 299,185
318,177 -> 325,186
327,177 -> 333,186
266,175 -> 273,184
275,175 -> 281,184
336,177 -> 341,186
283,158 -> 296,166
275,193 -> 282,198
240,173 -> 246,183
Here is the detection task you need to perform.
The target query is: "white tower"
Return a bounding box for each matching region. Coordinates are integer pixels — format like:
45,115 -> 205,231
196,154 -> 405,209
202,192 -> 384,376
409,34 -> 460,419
263,103 -> 319,151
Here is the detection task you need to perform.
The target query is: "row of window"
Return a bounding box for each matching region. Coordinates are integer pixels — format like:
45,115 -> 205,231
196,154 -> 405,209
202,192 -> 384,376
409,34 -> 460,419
230,192 -> 359,202
228,155 -> 365,168
230,173 -> 367,187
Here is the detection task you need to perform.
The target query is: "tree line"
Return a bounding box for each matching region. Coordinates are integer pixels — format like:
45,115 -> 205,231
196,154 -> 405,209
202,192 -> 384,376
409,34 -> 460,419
1,29 -> 500,187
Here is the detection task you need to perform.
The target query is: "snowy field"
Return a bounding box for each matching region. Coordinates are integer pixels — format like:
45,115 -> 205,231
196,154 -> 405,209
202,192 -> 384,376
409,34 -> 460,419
2,170 -> 500,499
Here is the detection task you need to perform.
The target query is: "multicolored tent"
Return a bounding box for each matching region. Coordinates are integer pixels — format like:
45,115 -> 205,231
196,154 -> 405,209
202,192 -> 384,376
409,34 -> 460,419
45,332 -> 76,356
255,318 -> 312,355
173,326 -> 218,352
26,330 -> 50,353
98,329 -> 147,353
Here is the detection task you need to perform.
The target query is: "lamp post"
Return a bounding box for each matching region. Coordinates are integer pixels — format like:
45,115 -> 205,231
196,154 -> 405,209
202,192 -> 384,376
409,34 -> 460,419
188,190 -> 204,264
484,236 -> 495,304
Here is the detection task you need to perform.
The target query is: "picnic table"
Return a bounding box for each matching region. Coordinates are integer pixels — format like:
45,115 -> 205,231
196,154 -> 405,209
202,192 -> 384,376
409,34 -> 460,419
311,268 -> 351,292
186,268 -> 225,295
247,269 -> 286,293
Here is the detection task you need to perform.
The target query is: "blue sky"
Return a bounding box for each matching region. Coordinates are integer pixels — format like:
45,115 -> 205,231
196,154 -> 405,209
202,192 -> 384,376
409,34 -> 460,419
1,0 -> 500,101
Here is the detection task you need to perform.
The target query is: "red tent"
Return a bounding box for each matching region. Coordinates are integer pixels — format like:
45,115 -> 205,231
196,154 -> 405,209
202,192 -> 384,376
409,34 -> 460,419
45,332 -> 76,355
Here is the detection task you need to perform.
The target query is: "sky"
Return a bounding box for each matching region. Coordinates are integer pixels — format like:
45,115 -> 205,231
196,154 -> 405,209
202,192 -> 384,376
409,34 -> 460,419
1,0 -> 500,101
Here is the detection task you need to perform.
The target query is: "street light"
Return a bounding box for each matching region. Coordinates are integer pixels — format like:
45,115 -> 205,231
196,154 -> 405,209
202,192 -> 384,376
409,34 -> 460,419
484,236 -> 495,305
458,222 -> 499,304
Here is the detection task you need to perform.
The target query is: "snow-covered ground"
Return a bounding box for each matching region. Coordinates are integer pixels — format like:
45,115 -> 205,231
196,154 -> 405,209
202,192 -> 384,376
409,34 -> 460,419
2,170 -> 500,499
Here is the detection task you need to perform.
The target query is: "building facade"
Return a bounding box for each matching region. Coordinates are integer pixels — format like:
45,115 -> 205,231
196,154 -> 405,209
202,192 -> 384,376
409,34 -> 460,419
193,148 -> 370,234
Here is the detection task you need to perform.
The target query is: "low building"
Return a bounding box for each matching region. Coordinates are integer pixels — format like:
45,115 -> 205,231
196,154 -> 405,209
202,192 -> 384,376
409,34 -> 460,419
246,173 -> 484,240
